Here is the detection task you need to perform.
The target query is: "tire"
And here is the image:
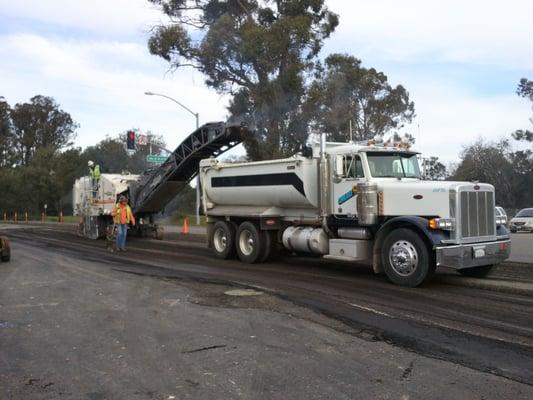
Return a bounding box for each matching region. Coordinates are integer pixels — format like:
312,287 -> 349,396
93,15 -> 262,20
510,229 -> 516,233
236,221 -> 264,263
260,230 -> 276,263
381,228 -> 434,287
211,221 -> 236,260
458,264 -> 495,278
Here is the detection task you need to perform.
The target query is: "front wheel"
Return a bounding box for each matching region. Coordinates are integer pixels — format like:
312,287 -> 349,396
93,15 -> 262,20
458,264 -> 495,278
381,228 -> 434,287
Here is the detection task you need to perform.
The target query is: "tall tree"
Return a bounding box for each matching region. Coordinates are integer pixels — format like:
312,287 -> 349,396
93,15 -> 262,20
10,95 -> 78,165
451,140 -> 517,208
147,0 -> 338,160
307,54 -> 415,142
0,96 -> 13,167
513,78 -> 533,142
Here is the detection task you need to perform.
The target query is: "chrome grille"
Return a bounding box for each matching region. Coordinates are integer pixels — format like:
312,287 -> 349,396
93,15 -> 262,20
459,191 -> 495,238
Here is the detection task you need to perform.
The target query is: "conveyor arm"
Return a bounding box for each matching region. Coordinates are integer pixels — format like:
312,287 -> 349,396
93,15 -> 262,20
131,122 -> 249,215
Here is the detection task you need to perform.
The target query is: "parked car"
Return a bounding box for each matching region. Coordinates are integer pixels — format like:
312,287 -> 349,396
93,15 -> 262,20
510,208 -> 533,233
0,236 -> 10,262
495,206 -> 508,228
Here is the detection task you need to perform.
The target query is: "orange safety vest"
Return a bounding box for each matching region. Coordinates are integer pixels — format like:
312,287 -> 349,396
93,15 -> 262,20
111,203 -> 135,225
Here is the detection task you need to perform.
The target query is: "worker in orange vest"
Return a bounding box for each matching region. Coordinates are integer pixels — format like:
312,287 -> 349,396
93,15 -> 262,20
111,195 -> 135,251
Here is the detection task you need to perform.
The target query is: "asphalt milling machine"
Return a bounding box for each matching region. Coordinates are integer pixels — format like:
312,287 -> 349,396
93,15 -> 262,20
73,122 -> 250,240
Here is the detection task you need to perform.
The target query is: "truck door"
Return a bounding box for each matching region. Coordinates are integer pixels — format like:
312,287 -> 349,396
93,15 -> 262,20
332,154 -> 365,216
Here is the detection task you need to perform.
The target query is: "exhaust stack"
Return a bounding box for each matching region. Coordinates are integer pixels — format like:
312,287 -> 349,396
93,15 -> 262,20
319,133 -> 331,235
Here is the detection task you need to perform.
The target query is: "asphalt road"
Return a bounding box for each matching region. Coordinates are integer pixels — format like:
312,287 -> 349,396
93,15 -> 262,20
509,233 -> 533,263
1,225 -> 533,399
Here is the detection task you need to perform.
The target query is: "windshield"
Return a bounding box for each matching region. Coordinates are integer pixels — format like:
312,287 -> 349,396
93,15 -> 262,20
516,209 -> 533,218
366,152 -> 421,179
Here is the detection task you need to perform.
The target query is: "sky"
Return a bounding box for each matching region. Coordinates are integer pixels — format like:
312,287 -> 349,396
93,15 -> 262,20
0,0 -> 532,163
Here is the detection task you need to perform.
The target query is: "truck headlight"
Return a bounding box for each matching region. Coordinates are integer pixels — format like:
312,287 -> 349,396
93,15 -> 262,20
428,218 -> 455,231
495,216 -> 507,226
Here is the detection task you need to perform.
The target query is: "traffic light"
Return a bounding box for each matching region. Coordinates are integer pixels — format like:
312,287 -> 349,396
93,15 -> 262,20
126,131 -> 135,150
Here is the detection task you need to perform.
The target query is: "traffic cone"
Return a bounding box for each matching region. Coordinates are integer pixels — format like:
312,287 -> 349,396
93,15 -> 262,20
181,217 -> 190,234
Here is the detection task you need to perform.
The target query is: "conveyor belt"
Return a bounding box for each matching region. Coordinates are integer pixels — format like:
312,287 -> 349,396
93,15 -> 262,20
131,122 -> 249,214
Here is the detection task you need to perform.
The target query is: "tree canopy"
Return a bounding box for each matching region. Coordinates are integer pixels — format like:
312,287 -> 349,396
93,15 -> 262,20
148,0 -> 339,159
10,95 -> 78,165
421,157 -> 447,180
0,97 -> 13,167
451,139 -> 532,210
0,95 -> 169,217
307,54 -> 415,142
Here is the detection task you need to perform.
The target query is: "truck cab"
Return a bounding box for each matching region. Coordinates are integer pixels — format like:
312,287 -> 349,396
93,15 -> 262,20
330,145 -> 422,217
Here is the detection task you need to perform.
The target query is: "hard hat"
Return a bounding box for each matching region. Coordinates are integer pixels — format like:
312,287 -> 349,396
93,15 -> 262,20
88,160 -> 94,167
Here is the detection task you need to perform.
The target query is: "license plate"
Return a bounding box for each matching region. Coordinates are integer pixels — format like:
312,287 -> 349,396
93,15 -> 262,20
473,247 -> 486,259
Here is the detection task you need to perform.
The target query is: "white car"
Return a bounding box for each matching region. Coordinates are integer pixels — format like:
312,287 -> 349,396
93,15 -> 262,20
510,208 -> 533,233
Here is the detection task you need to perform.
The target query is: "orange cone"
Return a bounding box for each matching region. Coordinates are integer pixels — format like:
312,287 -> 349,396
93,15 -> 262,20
181,217 -> 190,234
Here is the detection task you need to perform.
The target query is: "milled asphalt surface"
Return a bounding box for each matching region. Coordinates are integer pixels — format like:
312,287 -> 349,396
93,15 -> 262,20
1,224 -> 533,399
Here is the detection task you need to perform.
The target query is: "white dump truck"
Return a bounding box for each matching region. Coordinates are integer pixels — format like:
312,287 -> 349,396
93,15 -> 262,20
73,174 -> 139,239
200,135 -> 511,287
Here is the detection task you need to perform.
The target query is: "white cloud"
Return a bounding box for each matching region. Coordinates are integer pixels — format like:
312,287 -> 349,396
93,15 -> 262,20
326,0 -> 533,68
0,33 -> 230,150
403,80 -> 531,161
0,0 -> 165,37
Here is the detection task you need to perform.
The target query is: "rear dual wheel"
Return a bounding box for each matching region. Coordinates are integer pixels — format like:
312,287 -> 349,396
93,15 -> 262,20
211,220 -> 275,263
236,222 -> 263,263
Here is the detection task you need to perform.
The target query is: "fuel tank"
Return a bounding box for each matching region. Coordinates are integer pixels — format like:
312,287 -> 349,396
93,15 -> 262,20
200,156 -> 319,209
